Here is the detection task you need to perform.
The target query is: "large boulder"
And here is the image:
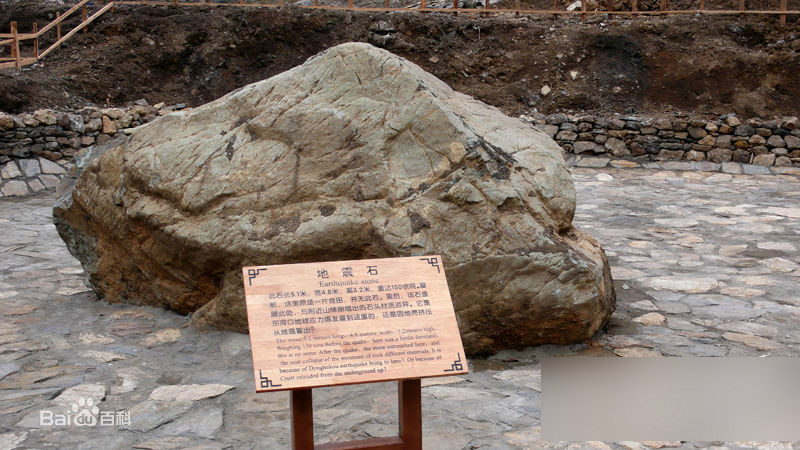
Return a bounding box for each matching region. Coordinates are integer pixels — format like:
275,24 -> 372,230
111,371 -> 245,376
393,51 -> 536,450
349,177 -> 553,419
54,43 -> 614,355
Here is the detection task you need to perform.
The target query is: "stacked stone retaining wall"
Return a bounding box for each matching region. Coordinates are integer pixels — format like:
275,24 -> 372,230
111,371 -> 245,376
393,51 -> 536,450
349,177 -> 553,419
0,101 -> 185,197
2,105 -> 799,197
524,113 -> 800,167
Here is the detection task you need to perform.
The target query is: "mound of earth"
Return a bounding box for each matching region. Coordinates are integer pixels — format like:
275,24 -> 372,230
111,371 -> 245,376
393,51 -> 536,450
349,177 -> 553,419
52,42 -> 614,354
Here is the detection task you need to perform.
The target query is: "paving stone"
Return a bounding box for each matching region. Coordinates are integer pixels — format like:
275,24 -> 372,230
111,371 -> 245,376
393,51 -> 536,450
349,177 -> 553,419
0,180 -> 30,197
157,406 -> 224,438
2,169 -> 800,448
38,174 -> 61,189
741,164 -> 771,175
38,157 -> 67,175
125,400 -> 193,432
0,431 -> 28,450
492,367 -> 541,391
27,179 -> 45,192
0,162 -> 22,179
149,384 -> 235,402
575,157 -> 610,168
53,383 -> 106,406
140,328 -> 182,347
17,159 -> 41,177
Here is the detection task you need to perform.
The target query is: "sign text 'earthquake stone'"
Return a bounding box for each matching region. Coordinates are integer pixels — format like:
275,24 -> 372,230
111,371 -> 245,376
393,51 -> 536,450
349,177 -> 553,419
243,256 -> 468,392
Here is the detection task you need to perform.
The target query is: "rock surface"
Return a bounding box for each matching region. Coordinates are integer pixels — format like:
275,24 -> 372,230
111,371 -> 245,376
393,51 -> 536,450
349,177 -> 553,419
53,42 -> 614,354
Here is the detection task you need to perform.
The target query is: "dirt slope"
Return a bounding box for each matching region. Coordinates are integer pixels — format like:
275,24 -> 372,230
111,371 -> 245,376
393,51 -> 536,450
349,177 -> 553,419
1,3 -> 798,118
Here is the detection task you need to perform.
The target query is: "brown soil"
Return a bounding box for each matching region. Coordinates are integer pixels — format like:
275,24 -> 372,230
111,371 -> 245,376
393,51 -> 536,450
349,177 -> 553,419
1,2 -> 799,118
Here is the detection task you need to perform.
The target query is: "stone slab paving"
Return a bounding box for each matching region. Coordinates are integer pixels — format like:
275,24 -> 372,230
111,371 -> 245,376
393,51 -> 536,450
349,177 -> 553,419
0,168 -> 798,449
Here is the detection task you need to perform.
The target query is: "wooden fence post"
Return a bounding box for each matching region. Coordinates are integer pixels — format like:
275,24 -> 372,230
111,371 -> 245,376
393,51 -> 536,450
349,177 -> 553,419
739,0 -> 744,18
347,0 -> 353,9
33,22 -> 39,58
581,0 -> 586,21
452,0 -> 458,15
699,0 -> 704,10
82,4 -> 88,33
632,0 -> 637,13
553,0 -> 558,20
660,0 -> 666,10
607,0 -> 614,14
421,0 -> 426,11
780,0 -> 787,25
11,22 -> 21,71
515,0 -> 520,16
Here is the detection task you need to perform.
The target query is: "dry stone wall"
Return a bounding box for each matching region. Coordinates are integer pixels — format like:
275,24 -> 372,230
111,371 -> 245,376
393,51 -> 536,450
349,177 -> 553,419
2,104 -> 799,197
525,113 -> 800,168
0,101 -> 186,197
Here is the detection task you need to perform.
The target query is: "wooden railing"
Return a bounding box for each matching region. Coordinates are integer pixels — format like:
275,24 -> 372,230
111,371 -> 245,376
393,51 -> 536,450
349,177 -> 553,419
112,0 -> 800,24
0,0 -> 114,70
1,0 -> 797,71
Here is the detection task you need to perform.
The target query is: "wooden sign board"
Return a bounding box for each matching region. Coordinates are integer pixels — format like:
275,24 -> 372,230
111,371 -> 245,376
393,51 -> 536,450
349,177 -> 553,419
243,256 -> 468,392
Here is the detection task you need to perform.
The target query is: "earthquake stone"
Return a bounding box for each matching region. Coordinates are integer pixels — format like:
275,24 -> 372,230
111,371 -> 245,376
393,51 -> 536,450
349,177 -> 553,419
52,43 -> 615,355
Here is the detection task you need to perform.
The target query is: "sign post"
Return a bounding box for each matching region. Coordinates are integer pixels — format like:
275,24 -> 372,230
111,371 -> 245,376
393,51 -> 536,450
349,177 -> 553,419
243,256 -> 468,450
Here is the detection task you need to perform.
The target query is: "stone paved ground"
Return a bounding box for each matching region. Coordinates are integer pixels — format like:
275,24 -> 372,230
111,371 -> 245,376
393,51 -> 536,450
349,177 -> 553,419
1,168 -> 799,450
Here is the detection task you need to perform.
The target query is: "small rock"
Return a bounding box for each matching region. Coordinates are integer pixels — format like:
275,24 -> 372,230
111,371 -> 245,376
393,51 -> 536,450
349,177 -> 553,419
614,347 -> 662,357
53,383 -> 106,406
428,55 -> 439,64
725,115 -> 741,127
779,116 -> 798,130
752,154 -> 776,166
140,328 -> 182,347
540,85 -> 551,96
632,312 -> 666,326
595,173 -> 614,181
80,350 -> 126,362
721,332 -> 779,351
102,116 -> 117,134
67,114 -> 85,133
148,384 -> 235,402
33,109 -> 57,126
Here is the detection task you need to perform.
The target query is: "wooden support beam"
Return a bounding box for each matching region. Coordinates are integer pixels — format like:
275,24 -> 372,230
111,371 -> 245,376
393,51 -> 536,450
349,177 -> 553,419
632,0 -> 637,12
607,0 -> 614,13
421,0 -> 426,10
398,379 -> 422,450
453,0 -> 458,14
780,0 -> 787,25
56,12 -> 61,45
553,0 -> 558,19
289,380 -> 422,450
82,4 -> 88,33
699,0 -> 704,10
660,0 -> 666,10
515,0 -> 520,16
291,389 -> 314,450
739,0 -> 744,17
348,0 -> 354,8
581,0 -> 586,21
32,22 -> 38,58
